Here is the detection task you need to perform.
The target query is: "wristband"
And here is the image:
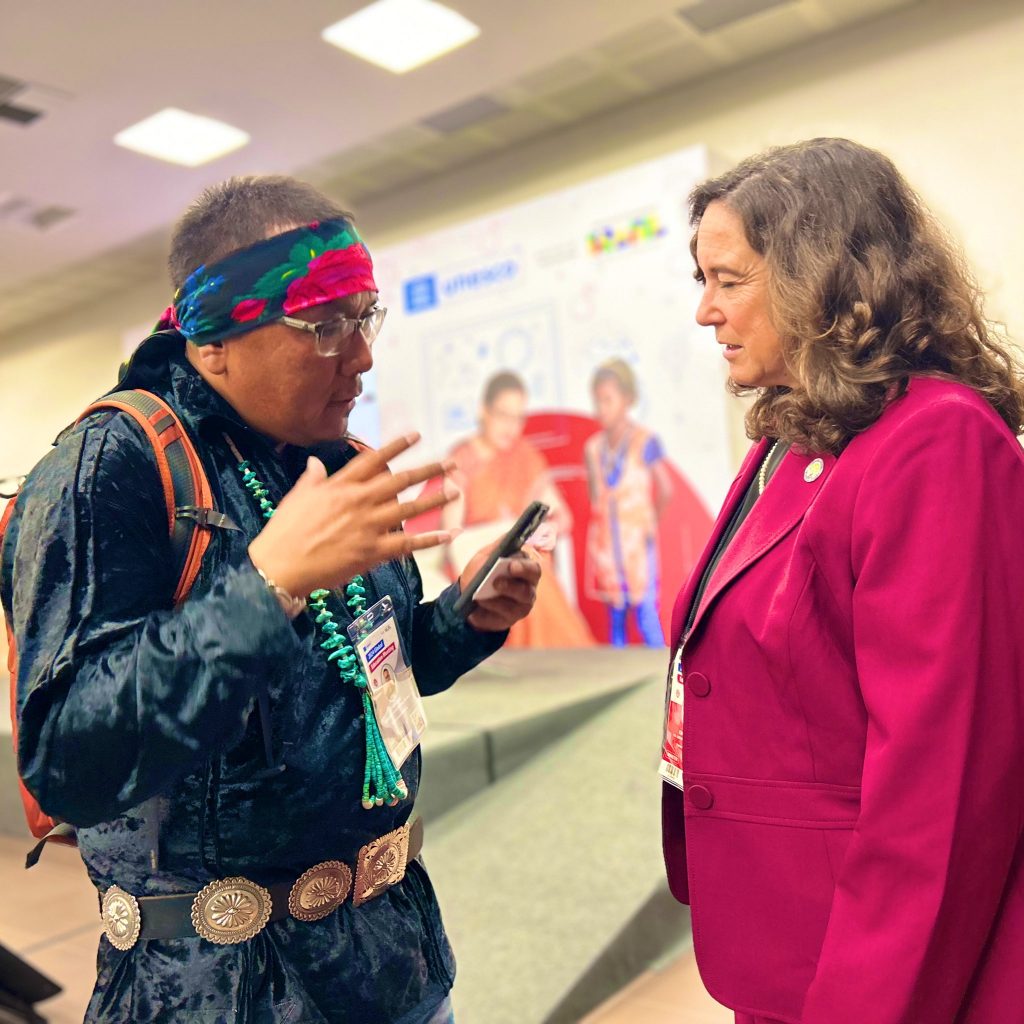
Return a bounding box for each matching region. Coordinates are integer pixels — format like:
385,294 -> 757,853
255,567 -> 307,620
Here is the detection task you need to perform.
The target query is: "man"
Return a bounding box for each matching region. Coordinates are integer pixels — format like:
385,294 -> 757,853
1,175 -> 540,1023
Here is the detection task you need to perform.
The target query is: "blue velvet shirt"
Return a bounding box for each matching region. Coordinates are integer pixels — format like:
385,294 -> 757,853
1,336 -> 504,1023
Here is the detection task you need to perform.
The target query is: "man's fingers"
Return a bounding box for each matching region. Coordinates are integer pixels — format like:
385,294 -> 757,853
373,460 -> 456,498
293,455 -> 328,490
338,433 -> 422,482
370,482 -> 458,529
507,556 -> 542,583
484,578 -> 537,605
467,605 -> 519,632
395,488 -> 457,522
337,454 -> 454,503
377,530 -> 452,561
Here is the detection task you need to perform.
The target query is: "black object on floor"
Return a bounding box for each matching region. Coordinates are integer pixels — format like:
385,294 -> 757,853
0,941 -> 61,1024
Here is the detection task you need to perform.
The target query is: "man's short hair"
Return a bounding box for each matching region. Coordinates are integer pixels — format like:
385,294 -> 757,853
168,175 -> 353,289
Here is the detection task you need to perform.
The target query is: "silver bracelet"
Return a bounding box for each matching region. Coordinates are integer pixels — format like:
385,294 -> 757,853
255,568 -> 307,620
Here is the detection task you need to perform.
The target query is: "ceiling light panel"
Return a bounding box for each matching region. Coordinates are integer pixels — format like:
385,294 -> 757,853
322,0 -> 480,74
114,108 -> 250,167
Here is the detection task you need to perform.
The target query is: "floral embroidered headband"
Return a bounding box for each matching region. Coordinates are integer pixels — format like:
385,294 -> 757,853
159,218 -> 377,345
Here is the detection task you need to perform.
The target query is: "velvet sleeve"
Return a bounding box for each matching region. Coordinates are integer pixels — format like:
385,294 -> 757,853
402,554 -> 506,697
800,397 -> 1024,1022
4,416 -> 304,827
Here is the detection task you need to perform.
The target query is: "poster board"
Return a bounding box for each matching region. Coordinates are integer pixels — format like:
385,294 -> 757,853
369,145 -> 732,645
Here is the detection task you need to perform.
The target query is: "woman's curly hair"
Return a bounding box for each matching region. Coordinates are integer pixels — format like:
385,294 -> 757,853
689,138 -> 1024,453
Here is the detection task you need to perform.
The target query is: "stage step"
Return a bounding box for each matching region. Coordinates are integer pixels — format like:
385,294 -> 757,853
420,655 -> 690,1024
417,647 -> 665,823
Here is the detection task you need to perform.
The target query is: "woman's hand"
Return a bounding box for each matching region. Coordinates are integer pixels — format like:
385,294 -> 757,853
248,433 -> 456,597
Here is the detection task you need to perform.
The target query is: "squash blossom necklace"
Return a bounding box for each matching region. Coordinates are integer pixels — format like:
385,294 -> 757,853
225,435 -> 407,810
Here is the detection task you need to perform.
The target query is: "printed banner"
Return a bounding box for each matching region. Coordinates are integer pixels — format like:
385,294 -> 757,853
367,145 -> 732,647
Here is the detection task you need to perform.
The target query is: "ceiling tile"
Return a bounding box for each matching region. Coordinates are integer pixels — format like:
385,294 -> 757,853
714,5 -> 819,59
422,96 -> 510,134
475,106 -> 559,146
519,55 -> 601,96
543,75 -> 640,119
813,0 -> 918,22
625,42 -> 720,91
372,124 -> 445,154
596,18 -> 690,64
678,0 -> 796,34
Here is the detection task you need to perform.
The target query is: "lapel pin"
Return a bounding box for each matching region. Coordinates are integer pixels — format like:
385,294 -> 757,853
804,458 -> 824,482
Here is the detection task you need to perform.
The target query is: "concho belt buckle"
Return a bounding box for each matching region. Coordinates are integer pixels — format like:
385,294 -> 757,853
190,876 -> 272,944
288,860 -> 353,922
353,823 -> 410,907
102,885 -> 141,951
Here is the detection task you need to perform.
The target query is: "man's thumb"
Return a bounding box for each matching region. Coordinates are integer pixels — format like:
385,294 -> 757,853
299,455 -> 328,486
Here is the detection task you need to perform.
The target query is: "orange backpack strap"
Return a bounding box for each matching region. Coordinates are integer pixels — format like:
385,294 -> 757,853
4,497 -> 80,859
3,390 -> 234,863
77,389 -> 236,604
1,500 -> 60,856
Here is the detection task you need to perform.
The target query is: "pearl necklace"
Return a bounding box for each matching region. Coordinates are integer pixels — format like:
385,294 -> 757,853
757,440 -> 783,496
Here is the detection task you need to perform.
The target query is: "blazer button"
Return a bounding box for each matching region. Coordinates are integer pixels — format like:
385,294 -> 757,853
686,672 -> 710,697
687,785 -> 714,810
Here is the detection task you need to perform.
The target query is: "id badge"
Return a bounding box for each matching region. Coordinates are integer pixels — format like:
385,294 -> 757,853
347,596 -> 426,769
659,644 -> 685,790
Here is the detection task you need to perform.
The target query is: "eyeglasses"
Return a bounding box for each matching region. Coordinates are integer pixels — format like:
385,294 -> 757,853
279,306 -> 387,357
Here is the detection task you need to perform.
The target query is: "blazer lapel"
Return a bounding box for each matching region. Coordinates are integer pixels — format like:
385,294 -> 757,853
669,438 -> 768,647
683,445 -> 837,644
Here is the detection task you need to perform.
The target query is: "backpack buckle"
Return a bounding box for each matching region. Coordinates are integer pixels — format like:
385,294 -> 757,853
175,506 -> 240,531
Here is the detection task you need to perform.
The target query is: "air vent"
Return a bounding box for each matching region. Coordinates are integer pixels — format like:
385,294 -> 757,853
0,194 -> 77,232
0,194 -> 32,221
0,73 -> 70,126
0,102 -> 42,125
421,95 -> 509,134
677,0 -> 793,33
0,74 -> 23,102
30,205 -> 77,231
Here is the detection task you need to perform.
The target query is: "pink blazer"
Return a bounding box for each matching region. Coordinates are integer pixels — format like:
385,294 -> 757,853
662,378 -> 1024,1023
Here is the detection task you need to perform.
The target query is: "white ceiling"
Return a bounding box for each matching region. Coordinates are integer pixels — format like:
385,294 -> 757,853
0,0 -> 918,337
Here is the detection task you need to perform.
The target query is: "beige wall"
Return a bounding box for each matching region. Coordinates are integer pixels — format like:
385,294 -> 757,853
360,0 -> 1024,340
0,281 -> 168,481
1,0 -> 1021,474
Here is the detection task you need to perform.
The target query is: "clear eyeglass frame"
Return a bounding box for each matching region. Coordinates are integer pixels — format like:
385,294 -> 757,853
279,306 -> 387,357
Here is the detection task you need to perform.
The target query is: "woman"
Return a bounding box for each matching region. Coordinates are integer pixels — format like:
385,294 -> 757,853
661,138 -> 1024,1023
584,358 -> 672,646
445,371 -> 593,648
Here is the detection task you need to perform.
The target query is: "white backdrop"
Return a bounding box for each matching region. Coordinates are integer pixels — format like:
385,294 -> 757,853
364,144 -> 734,514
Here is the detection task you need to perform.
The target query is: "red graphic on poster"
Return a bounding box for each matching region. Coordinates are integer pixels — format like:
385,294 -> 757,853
408,396 -> 714,646
440,372 -> 595,649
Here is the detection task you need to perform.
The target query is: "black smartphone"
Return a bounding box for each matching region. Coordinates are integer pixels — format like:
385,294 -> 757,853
452,500 -> 549,619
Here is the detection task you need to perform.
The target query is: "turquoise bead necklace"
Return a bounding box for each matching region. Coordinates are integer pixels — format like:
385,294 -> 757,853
224,436 -> 407,809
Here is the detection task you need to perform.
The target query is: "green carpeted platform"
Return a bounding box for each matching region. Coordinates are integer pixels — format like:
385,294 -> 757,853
420,648 -> 691,1024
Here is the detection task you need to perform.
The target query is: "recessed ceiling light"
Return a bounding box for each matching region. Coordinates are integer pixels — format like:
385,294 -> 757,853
322,0 -> 481,74
114,108 -> 250,167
